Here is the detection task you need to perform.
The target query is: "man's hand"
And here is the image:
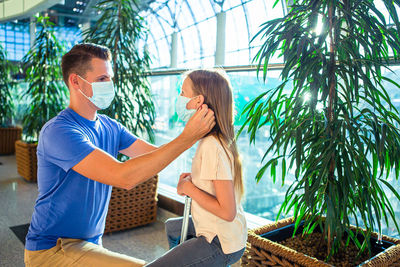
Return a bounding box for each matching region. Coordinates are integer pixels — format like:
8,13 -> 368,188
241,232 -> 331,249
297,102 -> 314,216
177,172 -> 193,196
181,104 -> 215,145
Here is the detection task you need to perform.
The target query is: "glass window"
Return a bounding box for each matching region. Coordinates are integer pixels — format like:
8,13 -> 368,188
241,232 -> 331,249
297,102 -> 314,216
15,32 -> 23,39
225,5 -> 249,54
150,15 -> 169,40
6,43 -> 15,50
246,0 -> 268,46
15,44 -> 23,51
0,21 -> 82,61
0,22 -> 29,61
225,49 -> 248,65
223,0 -> 243,10
198,18 -> 217,59
177,1 -> 196,29
157,5 -> 175,27
142,0 -> 286,68
149,35 -> 171,68
185,0 -> 215,22
179,25 -> 201,66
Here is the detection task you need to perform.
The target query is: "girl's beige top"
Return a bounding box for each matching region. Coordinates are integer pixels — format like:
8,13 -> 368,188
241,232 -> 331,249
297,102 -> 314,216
191,135 -> 247,254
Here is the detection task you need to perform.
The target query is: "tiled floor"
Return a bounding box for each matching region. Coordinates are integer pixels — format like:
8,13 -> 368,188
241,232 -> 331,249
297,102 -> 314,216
0,154 -> 173,267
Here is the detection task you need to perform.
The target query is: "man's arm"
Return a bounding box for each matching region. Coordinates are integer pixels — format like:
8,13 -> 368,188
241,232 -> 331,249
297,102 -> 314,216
72,105 -> 215,189
119,139 -> 158,158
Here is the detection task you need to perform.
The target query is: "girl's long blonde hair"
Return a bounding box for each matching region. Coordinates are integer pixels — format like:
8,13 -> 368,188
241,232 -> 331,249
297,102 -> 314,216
185,69 -> 244,199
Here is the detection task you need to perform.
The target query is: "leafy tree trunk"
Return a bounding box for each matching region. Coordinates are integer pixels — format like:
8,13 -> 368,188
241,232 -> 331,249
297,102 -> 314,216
327,1 -> 337,254
112,3 -> 121,102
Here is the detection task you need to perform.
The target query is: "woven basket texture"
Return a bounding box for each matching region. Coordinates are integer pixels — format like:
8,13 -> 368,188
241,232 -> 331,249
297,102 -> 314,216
104,175 -> 158,233
242,217 -> 400,267
15,140 -> 37,182
0,127 -> 22,155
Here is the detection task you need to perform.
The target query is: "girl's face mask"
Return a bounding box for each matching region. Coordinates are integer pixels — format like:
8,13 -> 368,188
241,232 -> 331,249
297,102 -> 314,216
175,95 -> 197,123
78,75 -> 115,110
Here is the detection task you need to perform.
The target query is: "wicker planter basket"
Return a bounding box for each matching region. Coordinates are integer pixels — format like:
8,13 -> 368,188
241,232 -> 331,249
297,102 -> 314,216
0,127 -> 22,155
104,175 -> 158,233
242,217 -> 400,267
15,140 -> 37,182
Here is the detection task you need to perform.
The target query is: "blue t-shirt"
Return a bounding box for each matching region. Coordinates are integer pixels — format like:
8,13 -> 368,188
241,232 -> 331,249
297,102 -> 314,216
25,108 -> 137,251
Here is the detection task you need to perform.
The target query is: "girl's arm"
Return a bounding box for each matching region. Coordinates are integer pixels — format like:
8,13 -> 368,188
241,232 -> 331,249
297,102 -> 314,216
177,173 -> 237,222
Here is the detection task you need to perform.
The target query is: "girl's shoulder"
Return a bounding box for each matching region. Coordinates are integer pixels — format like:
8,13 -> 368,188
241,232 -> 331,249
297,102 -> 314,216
199,135 -> 232,157
199,135 -> 222,149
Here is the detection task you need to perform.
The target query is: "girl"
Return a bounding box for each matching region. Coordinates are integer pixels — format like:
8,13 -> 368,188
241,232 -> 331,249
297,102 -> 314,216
147,69 -> 247,267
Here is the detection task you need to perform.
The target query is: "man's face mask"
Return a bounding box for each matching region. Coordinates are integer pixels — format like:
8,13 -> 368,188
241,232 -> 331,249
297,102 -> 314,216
175,95 -> 197,123
78,75 -> 115,110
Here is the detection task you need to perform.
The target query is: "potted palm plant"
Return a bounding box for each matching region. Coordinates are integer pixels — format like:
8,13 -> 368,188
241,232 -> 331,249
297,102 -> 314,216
15,16 -> 67,182
83,0 -> 158,232
241,0 -> 400,266
0,43 -> 21,155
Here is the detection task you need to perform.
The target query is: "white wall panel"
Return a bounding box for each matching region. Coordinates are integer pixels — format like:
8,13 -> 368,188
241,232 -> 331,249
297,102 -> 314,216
0,0 -> 62,21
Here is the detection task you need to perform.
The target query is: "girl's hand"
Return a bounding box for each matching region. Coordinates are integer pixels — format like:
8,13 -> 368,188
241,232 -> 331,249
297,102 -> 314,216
177,173 -> 193,196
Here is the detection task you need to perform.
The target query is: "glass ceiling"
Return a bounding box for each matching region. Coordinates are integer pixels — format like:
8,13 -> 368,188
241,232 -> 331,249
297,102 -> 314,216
139,0 -> 286,69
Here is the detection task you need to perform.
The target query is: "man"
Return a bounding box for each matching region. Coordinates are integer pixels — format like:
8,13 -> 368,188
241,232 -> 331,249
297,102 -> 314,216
24,43 -> 215,267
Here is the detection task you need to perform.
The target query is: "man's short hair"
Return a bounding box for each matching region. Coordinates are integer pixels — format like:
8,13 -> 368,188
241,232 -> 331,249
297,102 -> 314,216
61,43 -> 111,86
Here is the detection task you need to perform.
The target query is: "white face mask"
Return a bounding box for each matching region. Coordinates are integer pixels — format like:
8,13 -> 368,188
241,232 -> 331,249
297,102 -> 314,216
78,75 -> 115,110
175,95 -> 196,123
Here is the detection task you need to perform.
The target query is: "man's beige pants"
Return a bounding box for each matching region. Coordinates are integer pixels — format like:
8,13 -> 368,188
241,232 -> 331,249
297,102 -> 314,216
24,238 -> 146,267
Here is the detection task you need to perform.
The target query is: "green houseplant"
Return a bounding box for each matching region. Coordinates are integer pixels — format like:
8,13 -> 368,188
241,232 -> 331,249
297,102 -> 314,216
241,0 -> 400,266
0,43 -> 21,154
83,0 -> 158,232
15,16 -> 67,181
83,0 -> 155,142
